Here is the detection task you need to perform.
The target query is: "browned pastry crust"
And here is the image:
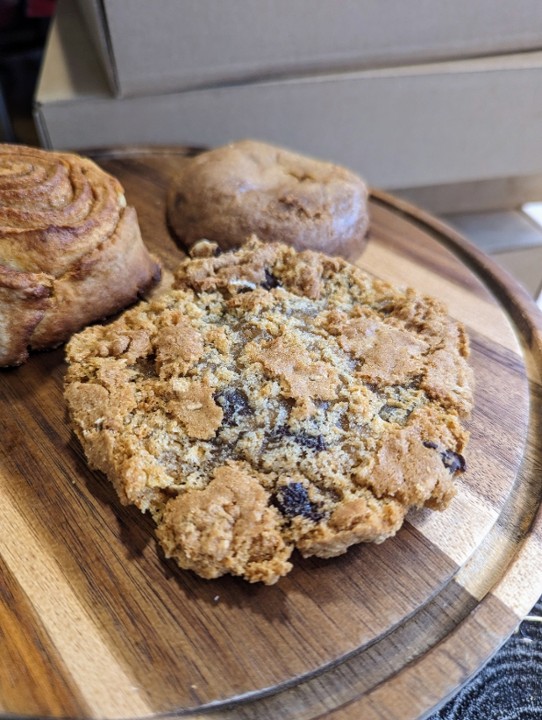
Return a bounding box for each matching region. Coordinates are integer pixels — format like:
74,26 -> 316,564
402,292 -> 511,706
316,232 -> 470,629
65,238 -> 472,585
167,139 -> 369,258
0,144 -> 161,366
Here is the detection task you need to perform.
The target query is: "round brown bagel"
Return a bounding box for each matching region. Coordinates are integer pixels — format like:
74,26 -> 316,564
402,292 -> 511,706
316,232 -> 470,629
167,139 -> 369,258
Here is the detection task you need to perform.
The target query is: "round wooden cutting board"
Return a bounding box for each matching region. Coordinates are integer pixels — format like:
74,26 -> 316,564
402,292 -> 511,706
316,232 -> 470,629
1,146 -> 542,720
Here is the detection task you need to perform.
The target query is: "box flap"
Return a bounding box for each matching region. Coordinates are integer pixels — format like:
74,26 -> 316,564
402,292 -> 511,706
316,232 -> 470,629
76,0 -> 118,94
35,0 -> 111,104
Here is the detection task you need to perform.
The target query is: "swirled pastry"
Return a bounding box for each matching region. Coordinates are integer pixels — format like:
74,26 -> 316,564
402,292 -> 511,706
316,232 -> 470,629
0,144 -> 161,366
167,140 -> 369,258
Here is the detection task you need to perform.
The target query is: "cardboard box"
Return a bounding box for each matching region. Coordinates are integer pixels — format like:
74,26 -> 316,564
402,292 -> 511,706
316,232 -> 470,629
35,0 -> 542,196
395,176 -> 542,215
77,0 -> 542,97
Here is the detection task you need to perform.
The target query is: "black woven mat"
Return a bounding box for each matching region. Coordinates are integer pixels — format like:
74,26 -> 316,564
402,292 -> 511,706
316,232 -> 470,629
429,597 -> 542,719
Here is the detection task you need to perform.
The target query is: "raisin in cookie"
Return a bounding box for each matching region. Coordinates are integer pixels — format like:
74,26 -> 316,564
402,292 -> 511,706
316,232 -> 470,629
167,139 -> 369,258
64,237 -> 473,584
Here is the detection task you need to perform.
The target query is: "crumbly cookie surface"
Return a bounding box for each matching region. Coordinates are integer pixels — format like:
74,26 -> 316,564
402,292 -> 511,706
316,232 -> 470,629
65,238 -> 473,584
167,139 -> 369,258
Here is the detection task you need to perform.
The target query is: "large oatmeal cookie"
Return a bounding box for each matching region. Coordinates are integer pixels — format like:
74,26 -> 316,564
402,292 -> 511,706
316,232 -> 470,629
64,237 -> 473,584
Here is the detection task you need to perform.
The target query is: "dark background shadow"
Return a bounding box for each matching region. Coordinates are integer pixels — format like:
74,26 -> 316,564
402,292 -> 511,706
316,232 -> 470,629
0,0 -> 54,144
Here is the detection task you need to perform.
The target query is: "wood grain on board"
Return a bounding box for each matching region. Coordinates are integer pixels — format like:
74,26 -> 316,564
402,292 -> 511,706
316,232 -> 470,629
1,146 -> 542,720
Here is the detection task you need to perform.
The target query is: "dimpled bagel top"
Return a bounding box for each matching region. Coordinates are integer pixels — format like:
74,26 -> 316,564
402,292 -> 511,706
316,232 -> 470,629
64,237 -> 473,584
167,140 -> 369,258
